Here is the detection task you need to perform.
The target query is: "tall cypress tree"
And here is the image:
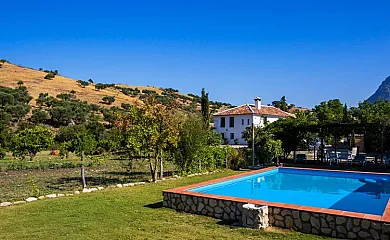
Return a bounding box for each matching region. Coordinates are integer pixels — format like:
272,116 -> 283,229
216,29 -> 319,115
280,96 -> 288,112
201,88 -> 210,126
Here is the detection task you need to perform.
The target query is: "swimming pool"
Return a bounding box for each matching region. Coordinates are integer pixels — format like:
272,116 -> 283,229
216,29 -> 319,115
163,167 -> 390,239
189,168 -> 390,215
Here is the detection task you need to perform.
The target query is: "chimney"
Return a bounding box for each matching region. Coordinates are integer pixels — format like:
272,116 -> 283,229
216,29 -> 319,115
254,97 -> 262,109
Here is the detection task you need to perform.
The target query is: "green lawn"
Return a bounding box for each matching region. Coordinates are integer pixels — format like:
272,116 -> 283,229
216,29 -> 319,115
0,152 -> 176,202
0,171 -> 331,240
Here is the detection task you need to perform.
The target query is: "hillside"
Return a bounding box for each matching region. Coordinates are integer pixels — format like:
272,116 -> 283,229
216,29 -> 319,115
0,62 -> 174,107
368,76 -> 390,103
0,61 -> 234,112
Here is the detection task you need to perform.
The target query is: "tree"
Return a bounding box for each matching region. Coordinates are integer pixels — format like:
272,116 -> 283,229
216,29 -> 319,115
175,113 -> 208,173
17,80 -> 24,86
201,88 -> 210,126
44,73 -> 55,80
56,125 -> 97,188
116,97 -> 180,181
314,99 -> 344,145
5,104 -> 30,121
269,111 -> 317,161
88,78 -> 94,84
102,96 -> 115,105
263,139 -> 283,165
11,126 -> 54,160
77,80 -> 89,88
121,103 -> 131,110
56,93 -> 73,101
280,96 -> 288,112
243,126 -> 282,166
272,96 -> 288,112
31,109 -> 51,124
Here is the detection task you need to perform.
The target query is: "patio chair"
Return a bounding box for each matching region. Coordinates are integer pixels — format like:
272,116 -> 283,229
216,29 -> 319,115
295,154 -> 307,163
327,152 -> 339,165
352,155 -> 366,166
351,147 -> 358,159
339,153 -> 350,165
384,152 -> 390,166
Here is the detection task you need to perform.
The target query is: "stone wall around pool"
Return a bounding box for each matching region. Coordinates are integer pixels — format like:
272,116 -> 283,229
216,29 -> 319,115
162,191 -> 390,240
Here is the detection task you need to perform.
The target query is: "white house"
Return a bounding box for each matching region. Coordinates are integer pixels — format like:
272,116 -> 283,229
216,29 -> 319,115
213,97 -> 294,145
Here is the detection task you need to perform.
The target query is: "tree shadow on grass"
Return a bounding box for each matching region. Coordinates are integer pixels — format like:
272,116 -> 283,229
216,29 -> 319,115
216,219 -> 238,226
144,201 -> 163,209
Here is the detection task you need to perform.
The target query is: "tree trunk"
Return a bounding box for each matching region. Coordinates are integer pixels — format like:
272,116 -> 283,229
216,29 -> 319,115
293,149 -> 297,163
150,159 -> 158,182
321,134 -> 324,163
159,154 -> 163,179
81,151 -> 87,189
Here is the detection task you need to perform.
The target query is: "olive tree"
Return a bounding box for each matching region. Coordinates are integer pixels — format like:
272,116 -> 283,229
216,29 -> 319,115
11,126 -> 54,160
56,125 -> 97,188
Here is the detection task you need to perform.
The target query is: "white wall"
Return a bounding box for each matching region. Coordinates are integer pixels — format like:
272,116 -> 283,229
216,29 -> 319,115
213,115 -> 253,145
213,114 -> 283,145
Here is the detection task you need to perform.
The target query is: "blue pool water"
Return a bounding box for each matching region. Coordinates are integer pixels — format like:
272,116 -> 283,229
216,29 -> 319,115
190,168 -> 390,215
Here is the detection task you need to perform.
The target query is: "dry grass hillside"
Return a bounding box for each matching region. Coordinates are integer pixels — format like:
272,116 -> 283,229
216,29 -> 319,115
0,62 -> 168,107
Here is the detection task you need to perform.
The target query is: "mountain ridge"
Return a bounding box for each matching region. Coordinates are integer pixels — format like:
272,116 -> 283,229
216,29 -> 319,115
368,76 -> 390,103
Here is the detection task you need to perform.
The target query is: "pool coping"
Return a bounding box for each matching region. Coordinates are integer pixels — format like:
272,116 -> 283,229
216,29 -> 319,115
163,166 -> 390,223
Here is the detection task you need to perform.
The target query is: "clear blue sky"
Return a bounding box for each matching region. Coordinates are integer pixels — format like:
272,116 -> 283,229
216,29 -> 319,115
1,0 -> 390,108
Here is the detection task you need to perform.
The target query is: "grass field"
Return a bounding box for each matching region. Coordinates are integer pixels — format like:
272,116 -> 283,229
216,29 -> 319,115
0,171 -> 330,240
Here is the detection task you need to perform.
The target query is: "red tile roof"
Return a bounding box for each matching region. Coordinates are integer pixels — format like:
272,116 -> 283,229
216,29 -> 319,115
213,104 -> 295,118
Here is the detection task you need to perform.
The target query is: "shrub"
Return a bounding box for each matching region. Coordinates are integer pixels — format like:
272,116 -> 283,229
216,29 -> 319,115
77,80 -> 89,88
142,89 -> 157,95
31,109 -> 51,124
56,93 -> 73,101
0,148 -> 6,159
226,147 -> 247,170
0,59 -> 8,63
95,83 -> 115,90
90,104 -> 100,112
121,103 -> 131,110
44,73 -> 55,80
17,80 -> 24,86
102,96 -> 115,105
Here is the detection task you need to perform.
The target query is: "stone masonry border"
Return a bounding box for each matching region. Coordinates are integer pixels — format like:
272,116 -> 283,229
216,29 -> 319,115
163,167 -> 390,240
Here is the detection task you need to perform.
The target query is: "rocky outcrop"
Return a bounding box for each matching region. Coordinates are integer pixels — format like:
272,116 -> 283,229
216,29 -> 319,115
368,76 -> 390,103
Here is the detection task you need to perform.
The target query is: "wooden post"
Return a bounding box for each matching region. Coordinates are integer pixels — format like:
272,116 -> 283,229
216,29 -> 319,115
81,150 -> 87,189
252,123 -> 255,168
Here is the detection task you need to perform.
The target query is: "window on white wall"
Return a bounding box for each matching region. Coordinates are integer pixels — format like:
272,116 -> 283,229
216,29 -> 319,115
241,119 -> 244,125
230,133 -> 234,139
229,117 -> 234,128
247,119 -> 250,125
220,117 -> 225,128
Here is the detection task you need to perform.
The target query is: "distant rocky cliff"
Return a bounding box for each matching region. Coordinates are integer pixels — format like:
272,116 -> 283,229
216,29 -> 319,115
368,76 -> 390,103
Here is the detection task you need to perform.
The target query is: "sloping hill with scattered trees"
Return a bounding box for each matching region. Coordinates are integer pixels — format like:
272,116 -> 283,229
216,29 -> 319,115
0,61 -> 188,108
